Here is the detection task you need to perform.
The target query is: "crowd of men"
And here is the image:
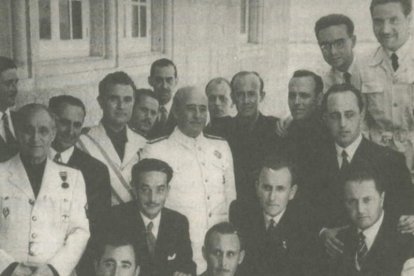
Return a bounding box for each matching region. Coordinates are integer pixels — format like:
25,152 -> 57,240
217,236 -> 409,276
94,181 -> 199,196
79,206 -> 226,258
2,0 -> 414,275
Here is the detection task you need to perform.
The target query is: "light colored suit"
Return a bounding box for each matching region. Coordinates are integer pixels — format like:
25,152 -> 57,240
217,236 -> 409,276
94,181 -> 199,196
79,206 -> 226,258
78,123 -> 146,205
0,155 -> 90,276
141,128 -> 236,274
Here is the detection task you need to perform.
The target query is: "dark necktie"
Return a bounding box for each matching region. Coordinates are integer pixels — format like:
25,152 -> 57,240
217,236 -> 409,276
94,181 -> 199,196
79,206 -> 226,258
356,232 -> 368,269
2,113 -> 15,144
267,219 -> 277,234
54,152 -> 63,164
146,221 -> 156,258
341,150 -> 350,172
391,53 -> 399,71
159,106 -> 168,125
343,72 -> 352,85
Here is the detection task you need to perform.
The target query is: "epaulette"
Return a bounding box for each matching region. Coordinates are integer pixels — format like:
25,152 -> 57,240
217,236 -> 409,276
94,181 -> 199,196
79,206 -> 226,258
204,133 -> 226,141
147,136 -> 169,144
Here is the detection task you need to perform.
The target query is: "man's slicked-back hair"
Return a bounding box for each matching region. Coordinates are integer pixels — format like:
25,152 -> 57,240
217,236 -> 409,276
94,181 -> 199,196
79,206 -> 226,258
98,71 -> 136,98
342,161 -> 385,195
132,158 -> 174,185
291,70 -> 324,95
49,95 -> 86,115
230,71 -> 264,94
321,83 -> 364,113
205,77 -> 231,94
204,222 -> 244,251
135,88 -> 159,104
15,103 -> 56,132
150,58 -> 178,78
260,154 -> 298,186
314,14 -> 355,38
93,229 -> 140,265
370,0 -> 412,16
0,56 -> 16,75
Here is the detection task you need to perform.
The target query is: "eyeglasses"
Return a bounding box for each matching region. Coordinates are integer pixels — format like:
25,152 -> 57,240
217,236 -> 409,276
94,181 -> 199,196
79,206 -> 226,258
319,38 -> 347,52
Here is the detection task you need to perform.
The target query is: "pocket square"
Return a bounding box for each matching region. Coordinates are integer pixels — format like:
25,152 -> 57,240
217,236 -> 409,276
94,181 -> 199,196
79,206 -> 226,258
167,253 -> 176,260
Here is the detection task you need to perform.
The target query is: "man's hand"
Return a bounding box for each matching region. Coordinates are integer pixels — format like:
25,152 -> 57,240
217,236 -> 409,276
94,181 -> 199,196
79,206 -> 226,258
11,263 -> 33,276
173,272 -> 191,276
320,226 -> 348,258
398,215 -> 414,234
275,116 -> 292,137
31,264 -> 54,276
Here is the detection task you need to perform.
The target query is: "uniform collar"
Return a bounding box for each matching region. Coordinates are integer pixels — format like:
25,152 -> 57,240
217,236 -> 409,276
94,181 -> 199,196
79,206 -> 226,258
170,127 -> 206,148
370,36 -> 413,66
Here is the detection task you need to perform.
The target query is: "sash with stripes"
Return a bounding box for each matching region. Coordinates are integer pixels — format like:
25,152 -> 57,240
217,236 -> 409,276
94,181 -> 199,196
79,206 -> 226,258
78,134 -> 135,204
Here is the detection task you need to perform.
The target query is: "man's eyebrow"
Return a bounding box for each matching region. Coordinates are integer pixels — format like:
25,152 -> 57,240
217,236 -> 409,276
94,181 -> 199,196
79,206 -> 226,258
121,260 -> 133,265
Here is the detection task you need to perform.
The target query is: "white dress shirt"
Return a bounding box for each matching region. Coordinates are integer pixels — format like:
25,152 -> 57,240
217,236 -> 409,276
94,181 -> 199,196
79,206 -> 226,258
159,100 -> 173,121
335,134 -> 363,167
264,209 -> 286,230
140,212 -> 161,239
49,146 -> 75,164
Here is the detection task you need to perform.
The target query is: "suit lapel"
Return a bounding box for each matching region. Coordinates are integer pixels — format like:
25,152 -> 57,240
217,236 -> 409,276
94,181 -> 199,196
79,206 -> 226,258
7,155 -> 35,199
155,210 -> 169,259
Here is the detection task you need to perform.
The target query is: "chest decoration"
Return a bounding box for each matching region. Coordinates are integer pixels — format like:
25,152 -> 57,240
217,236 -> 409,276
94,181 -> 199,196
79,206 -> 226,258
214,150 -> 222,159
59,171 -> 69,189
2,207 -> 9,218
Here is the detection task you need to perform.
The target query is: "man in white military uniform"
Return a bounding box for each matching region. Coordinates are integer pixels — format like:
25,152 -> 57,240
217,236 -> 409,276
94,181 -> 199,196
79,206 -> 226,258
78,72 -> 146,206
141,86 -> 236,274
0,104 -> 89,276
361,0 -> 414,174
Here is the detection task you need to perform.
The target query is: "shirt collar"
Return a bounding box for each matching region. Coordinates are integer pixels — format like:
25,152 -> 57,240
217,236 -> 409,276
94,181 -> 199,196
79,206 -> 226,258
264,209 -> 286,229
384,35 -> 412,60
140,211 -> 162,238
332,55 -> 356,76
359,210 -> 384,251
161,99 -> 173,115
335,134 -> 363,162
49,146 -> 75,164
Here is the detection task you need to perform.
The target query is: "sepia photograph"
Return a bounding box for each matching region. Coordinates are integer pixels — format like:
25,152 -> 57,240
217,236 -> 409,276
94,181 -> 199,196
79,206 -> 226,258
1,0 -> 414,275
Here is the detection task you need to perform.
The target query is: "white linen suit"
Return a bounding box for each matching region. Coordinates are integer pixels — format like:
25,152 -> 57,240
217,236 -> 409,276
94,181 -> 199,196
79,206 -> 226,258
0,155 -> 90,276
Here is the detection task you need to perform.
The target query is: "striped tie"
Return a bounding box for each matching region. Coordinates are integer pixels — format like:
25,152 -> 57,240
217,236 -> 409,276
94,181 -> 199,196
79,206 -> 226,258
356,232 -> 368,269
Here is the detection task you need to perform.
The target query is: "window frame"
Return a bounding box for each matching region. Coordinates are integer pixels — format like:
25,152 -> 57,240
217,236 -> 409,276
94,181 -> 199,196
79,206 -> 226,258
38,0 -> 90,61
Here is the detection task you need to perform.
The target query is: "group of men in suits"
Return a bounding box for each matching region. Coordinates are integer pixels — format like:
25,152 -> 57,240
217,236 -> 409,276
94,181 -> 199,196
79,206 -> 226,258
3,0 -> 414,275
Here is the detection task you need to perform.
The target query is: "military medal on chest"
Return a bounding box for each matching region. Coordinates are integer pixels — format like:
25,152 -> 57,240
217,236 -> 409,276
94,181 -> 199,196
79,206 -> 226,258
59,171 -> 69,189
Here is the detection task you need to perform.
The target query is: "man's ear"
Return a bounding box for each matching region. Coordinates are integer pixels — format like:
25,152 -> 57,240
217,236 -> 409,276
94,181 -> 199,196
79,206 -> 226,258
202,246 -> 207,261
97,95 -> 104,110
351,35 -> 357,48
259,91 -> 266,103
289,184 -> 298,200
148,76 -> 154,88
134,265 -> 140,276
238,249 -> 246,265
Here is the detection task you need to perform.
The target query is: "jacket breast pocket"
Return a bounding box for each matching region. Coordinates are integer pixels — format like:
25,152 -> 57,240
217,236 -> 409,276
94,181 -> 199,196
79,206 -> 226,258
362,82 -> 385,118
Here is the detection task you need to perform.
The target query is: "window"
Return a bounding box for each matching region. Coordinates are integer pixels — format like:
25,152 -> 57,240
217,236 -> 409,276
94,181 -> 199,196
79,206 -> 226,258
121,0 -> 151,55
240,0 -> 262,44
38,0 -> 90,60
240,0 -> 249,41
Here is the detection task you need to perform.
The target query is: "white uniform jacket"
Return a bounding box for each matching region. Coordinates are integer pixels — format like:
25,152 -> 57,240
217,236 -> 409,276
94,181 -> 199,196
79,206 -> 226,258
140,128 -> 236,274
78,123 -> 146,205
361,37 -> 414,173
0,155 -> 90,276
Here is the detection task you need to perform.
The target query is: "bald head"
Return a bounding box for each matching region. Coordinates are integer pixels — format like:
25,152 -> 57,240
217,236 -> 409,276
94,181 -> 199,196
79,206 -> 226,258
172,86 -> 208,138
16,104 -> 56,164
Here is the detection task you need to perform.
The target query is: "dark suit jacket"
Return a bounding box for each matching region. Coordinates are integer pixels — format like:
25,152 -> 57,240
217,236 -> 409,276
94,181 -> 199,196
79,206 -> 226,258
147,111 -> 176,140
0,111 -> 18,162
230,200 -> 323,276
206,113 -> 282,204
67,147 -> 111,276
331,214 -> 414,276
109,202 -> 196,276
304,137 -> 414,228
